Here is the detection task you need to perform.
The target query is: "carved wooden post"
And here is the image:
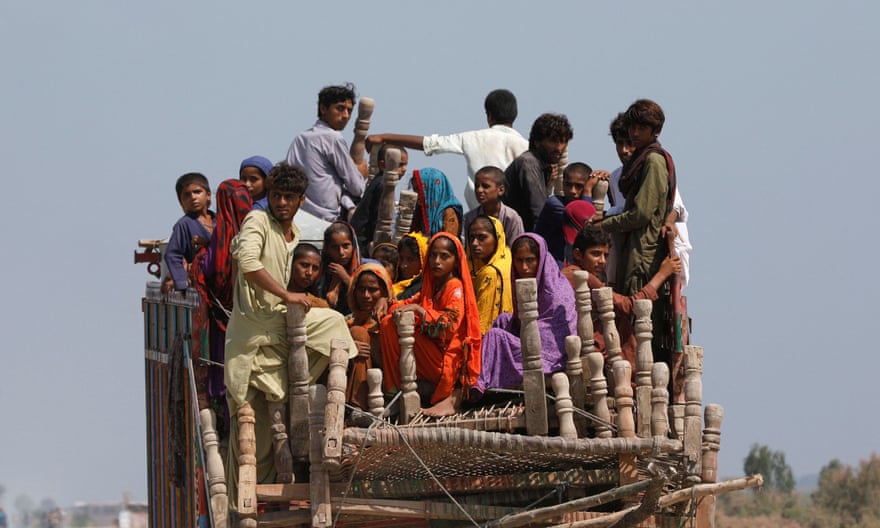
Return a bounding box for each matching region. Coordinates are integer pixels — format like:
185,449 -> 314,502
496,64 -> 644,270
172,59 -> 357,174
633,299 -> 654,438
551,372 -> 577,439
612,361 -> 635,438
286,304 -> 310,462
396,310 -> 419,424
586,352 -> 612,438
591,179 -> 609,216
572,270 -> 596,389
698,403 -> 724,528
552,147 -> 568,196
593,287 -> 623,367
372,148 -> 401,246
350,96 -> 374,165
236,403 -> 258,528
323,339 -> 350,470
651,362 -> 670,438
669,404 -> 685,441
393,190 -> 419,244
267,401 -> 293,483
564,335 -> 587,435
199,408 -> 228,528
368,145 -> 381,180
309,385 -> 331,528
684,345 -> 704,484
517,278 -> 548,436
613,359 -> 638,503
367,368 -> 385,419
702,404 -> 723,484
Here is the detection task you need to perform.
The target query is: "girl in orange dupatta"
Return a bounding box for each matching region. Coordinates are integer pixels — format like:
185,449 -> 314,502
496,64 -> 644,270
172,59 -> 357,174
379,233 -> 482,417
345,261 -> 394,410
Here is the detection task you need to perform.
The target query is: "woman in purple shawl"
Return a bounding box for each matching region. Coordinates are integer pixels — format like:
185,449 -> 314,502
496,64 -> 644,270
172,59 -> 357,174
473,233 -> 577,398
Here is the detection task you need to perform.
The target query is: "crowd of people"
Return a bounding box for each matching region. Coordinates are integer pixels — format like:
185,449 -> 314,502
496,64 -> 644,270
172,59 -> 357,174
159,84 -> 692,500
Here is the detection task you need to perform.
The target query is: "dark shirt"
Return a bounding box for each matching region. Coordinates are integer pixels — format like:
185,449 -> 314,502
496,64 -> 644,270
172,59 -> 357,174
502,150 -> 552,231
165,212 -> 213,290
350,171 -> 385,258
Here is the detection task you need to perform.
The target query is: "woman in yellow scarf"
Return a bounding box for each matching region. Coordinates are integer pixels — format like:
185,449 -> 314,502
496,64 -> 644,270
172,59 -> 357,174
465,215 -> 513,334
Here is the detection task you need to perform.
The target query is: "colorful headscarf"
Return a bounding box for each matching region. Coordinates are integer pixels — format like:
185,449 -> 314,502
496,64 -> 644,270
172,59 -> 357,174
393,231 -> 429,299
466,215 -> 513,334
510,232 -> 577,371
195,179 -> 253,327
412,168 -> 463,237
347,261 -> 394,317
420,233 -> 483,391
318,221 -> 361,314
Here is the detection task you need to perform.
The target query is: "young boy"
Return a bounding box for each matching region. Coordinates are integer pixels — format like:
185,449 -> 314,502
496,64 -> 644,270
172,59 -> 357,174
562,225 -> 680,373
370,243 -> 399,282
535,162 -> 597,266
239,155 -> 274,211
595,99 -> 676,297
349,144 -> 409,257
462,165 -> 524,246
163,172 -> 214,293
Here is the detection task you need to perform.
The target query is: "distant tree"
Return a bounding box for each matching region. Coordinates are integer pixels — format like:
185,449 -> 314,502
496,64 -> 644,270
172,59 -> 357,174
743,443 -> 795,493
812,453 -> 880,526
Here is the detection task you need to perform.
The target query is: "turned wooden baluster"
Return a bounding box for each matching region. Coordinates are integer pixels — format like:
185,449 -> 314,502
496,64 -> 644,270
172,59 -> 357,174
698,403 -> 724,528
286,304 -> 310,463
564,335 -> 587,435
323,339 -> 350,470
572,270 -> 596,391
350,96 -> 374,166
586,352 -> 612,438
199,408 -> 228,528
702,404 -> 723,484
651,362 -> 670,438
372,148 -> 401,247
309,385 -> 331,528
684,345 -> 705,484
551,372 -> 577,439
613,361 -> 635,438
669,403 -> 685,441
396,310 -> 419,424
367,368 -> 385,419
393,190 -> 419,243
633,299 -> 654,438
552,147 -> 568,196
267,401 -> 293,483
517,278 -> 548,436
593,287 -> 623,367
592,179 -> 609,216
236,403 -> 258,528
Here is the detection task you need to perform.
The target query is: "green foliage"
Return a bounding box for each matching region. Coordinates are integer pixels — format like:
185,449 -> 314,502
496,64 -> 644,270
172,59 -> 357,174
811,453 -> 880,526
744,443 -> 796,493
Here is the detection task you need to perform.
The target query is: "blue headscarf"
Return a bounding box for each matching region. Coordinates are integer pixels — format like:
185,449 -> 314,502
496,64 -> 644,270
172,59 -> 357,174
413,167 -> 463,237
239,155 -> 274,179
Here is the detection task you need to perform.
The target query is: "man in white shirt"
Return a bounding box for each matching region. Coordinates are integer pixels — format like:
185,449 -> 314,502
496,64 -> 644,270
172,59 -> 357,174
366,89 -> 528,209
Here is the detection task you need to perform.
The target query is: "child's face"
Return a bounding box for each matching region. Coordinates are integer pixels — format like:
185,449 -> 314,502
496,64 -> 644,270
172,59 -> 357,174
615,138 -> 635,165
627,123 -> 657,150
353,272 -> 385,312
427,237 -> 458,281
326,231 -> 354,266
397,245 -> 421,281
474,173 -> 503,206
513,244 -> 539,279
240,167 -> 266,200
442,208 -> 460,237
268,190 -> 304,222
290,252 -> 321,291
179,183 -> 211,215
377,257 -> 397,282
573,244 -> 609,277
468,222 -> 498,263
562,171 -> 588,201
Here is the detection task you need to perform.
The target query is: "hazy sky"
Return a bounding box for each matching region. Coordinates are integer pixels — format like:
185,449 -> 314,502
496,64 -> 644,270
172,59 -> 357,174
2,0 -> 878,509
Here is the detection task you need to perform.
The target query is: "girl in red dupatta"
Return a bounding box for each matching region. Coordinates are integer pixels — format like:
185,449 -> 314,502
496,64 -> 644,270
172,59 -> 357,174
379,233 -> 482,417
191,179 -> 253,402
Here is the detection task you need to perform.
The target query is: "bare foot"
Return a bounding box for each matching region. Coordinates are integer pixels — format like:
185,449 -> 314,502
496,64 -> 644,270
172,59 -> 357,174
421,389 -> 461,417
